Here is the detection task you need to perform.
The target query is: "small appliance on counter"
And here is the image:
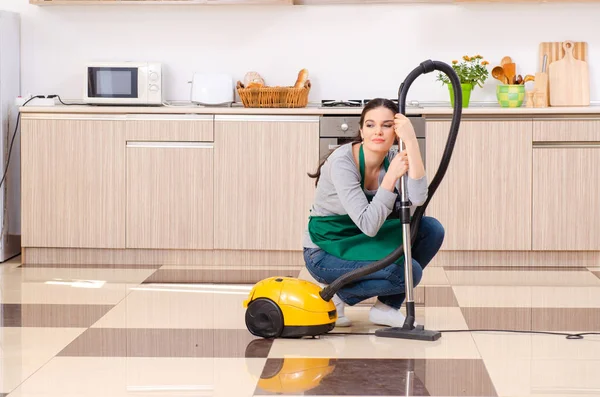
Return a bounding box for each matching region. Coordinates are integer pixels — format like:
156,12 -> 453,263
190,73 -> 234,106
84,61 -> 163,106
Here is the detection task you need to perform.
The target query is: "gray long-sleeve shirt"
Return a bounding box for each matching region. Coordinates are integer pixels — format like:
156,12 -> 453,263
303,142 -> 428,248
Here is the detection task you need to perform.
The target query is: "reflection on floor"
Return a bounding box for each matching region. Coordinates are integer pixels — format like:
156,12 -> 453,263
2,255 -> 600,396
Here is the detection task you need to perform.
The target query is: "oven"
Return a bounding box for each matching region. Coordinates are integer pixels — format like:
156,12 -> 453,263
319,115 -> 426,164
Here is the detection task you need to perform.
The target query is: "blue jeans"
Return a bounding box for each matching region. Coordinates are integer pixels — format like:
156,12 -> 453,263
304,216 -> 444,309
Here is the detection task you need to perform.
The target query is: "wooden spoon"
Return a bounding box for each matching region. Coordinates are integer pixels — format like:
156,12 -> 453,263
492,66 -> 508,84
503,63 -> 516,84
523,74 -> 535,83
501,56 -> 512,66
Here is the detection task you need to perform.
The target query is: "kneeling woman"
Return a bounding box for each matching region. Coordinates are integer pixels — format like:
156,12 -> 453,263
302,98 -> 445,328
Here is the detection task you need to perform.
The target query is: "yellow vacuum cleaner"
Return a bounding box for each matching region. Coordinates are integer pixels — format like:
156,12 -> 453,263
244,59 -> 463,341
243,277 -> 337,338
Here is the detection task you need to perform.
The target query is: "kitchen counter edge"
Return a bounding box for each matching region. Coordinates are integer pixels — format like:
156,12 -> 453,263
18,104 -> 600,116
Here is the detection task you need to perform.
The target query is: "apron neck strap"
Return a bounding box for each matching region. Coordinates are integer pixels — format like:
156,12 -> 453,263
359,143 -> 390,191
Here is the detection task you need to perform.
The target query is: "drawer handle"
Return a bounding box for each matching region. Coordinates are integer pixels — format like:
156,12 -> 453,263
533,141 -> 600,149
126,141 -> 213,149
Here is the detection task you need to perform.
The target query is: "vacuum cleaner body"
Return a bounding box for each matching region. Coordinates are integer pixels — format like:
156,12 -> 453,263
243,277 -> 336,338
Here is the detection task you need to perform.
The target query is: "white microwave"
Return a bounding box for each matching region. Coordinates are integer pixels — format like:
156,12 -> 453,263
84,62 -> 163,105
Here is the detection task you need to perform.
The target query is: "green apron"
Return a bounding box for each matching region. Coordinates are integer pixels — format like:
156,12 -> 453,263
308,144 -> 404,262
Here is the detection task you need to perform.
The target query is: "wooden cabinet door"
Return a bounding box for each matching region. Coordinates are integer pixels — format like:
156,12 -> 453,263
213,115 -> 319,251
532,143 -> 600,250
126,141 -> 214,250
21,115 -> 126,248
426,119 -> 532,250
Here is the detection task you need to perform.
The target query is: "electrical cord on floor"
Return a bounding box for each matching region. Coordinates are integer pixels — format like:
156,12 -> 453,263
326,329 -> 600,340
0,95 -> 45,190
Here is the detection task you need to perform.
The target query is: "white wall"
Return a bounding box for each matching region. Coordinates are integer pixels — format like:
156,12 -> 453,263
2,0 -> 600,104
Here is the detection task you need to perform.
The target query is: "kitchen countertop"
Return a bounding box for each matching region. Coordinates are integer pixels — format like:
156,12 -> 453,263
19,101 -> 600,116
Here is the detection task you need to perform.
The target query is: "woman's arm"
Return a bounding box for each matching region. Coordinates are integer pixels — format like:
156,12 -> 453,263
393,114 -> 428,206
330,156 -> 397,237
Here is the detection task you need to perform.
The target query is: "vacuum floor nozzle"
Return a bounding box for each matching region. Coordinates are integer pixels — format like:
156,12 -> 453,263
374,325 -> 442,342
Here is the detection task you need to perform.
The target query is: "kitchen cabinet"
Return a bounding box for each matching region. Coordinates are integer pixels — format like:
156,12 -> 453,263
125,115 -> 214,250
213,115 -> 319,251
425,119 -> 532,251
532,119 -> 600,251
21,115 -> 126,249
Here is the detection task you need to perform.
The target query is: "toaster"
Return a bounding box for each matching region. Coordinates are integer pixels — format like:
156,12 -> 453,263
190,73 -> 234,106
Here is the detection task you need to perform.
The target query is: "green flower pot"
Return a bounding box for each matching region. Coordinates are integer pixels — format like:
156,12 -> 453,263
496,84 -> 525,108
448,83 -> 473,108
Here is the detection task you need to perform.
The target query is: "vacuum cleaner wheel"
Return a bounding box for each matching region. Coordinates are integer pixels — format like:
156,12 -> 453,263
245,298 -> 284,338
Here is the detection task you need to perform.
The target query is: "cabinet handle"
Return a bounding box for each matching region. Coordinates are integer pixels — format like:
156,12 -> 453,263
214,115 -> 319,122
533,141 -> 600,149
125,114 -> 213,121
126,141 -> 213,149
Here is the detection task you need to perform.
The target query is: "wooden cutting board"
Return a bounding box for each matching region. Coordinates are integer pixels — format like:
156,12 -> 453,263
539,41 -> 587,71
548,40 -> 590,106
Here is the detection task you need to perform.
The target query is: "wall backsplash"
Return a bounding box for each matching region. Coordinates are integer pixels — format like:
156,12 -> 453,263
3,0 -> 600,104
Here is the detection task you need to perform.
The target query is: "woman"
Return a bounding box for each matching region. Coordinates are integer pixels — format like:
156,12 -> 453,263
303,98 -> 445,328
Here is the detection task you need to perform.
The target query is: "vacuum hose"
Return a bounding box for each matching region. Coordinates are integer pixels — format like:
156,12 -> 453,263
320,60 -> 462,301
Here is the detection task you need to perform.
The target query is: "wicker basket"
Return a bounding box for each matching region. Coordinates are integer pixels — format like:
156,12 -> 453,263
236,80 -> 311,108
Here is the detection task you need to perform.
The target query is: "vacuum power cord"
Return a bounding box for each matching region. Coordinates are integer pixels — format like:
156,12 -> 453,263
0,95 -> 44,189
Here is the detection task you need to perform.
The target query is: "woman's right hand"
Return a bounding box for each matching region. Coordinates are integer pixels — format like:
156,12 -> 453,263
381,150 -> 408,191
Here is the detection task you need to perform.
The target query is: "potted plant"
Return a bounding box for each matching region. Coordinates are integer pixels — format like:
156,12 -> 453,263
436,55 -> 489,107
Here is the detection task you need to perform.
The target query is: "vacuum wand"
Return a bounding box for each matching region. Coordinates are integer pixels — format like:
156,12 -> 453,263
398,138 -> 416,328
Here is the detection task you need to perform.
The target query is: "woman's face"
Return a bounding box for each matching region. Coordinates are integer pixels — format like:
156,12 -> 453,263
360,106 -> 396,154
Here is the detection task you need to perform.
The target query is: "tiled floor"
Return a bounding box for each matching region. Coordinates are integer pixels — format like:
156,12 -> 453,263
2,255 -> 600,396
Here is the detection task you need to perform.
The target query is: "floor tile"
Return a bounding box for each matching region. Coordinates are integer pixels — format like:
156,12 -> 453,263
0,267 -> 157,286
58,328 -> 272,358
445,269 -> 600,286
1,304 -> 114,327
91,283 -> 251,329
454,285 -> 600,308
530,286 -> 600,307
18,263 -> 161,269
445,265 -> 589,271
7,357 -> 266,397
143,268 -> 298,284
254,358 -> 497,396
532,308 -> 600,331
424,286 -> 458,307
419,267 -> 449,286
472,331 -> 600,361
462,306 -> 600,333
483,358 -> 600,397
453,286 -> 532,307
0,267 -> 154,305
461,307 -> 532,331
0,327 -> 85,393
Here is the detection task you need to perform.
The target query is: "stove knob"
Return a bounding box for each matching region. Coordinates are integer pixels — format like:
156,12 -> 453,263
341,123 -> 349,131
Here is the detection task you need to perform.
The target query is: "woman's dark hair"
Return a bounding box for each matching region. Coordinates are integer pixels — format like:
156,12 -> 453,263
307,98 -> 398,186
